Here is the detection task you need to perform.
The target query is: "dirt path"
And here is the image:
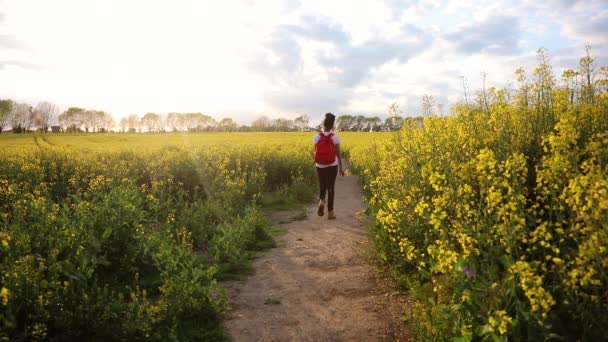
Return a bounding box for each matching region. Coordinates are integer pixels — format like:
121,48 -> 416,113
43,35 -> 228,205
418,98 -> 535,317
222,164 -> 410,341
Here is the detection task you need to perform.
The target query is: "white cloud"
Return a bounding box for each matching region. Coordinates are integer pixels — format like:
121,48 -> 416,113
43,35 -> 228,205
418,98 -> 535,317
560,9 -> 608,45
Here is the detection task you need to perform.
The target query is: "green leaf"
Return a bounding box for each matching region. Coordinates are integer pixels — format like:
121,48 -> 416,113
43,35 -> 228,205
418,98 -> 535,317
453,334 -> 472,342
102,227 -> 113,239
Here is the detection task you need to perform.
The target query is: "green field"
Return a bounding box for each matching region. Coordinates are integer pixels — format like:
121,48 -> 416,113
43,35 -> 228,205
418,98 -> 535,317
0,131 -> 386,341
0,131 -> 392,152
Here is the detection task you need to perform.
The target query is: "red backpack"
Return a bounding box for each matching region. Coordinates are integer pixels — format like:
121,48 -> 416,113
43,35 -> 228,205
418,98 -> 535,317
315,133 -> 336,164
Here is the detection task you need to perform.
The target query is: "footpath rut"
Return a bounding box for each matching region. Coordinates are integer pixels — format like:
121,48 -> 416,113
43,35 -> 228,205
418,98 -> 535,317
222,164 -> 409,341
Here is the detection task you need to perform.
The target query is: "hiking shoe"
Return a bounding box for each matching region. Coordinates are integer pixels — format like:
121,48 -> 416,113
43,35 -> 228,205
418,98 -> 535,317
317,200 -> 325,216
327,210 -> 336,220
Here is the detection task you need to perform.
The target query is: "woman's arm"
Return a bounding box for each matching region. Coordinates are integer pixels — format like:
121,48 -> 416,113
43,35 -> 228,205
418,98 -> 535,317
335,144 -> 345,176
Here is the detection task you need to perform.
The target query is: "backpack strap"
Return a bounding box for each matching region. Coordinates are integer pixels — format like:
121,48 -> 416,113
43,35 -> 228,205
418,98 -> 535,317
318,132 -> 334,145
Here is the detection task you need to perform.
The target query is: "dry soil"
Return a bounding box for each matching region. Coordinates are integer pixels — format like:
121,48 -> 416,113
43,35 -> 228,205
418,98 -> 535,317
222,165 -> 410,341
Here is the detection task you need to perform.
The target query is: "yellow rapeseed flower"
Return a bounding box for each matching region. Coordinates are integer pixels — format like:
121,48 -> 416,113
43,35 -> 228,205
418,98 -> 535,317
488,310 -> 513,335
0,287 -> 10,305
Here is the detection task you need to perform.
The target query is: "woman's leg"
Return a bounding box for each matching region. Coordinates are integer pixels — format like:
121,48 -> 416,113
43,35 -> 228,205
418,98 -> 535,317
316,167 -> 328,201
316,167 -> 329,216
326,165 -> 338,211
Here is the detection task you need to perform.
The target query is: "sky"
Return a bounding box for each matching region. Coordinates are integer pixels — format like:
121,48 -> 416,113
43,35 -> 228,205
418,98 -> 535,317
0,0 -> 607,124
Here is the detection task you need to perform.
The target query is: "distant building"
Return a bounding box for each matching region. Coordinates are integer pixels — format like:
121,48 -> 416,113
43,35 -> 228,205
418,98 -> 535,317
51,126 -> 61,133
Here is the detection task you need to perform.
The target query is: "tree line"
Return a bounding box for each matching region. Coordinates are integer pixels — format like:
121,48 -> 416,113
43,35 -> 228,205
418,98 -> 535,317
0,101 -> 416,133
0,100 -> 61,134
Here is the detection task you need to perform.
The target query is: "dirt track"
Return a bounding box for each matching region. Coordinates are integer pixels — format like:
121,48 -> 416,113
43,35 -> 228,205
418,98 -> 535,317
222,165 -> 409,341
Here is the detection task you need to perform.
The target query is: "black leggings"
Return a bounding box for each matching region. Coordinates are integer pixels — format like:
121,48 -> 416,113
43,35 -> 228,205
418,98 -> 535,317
316,166 -> 338,211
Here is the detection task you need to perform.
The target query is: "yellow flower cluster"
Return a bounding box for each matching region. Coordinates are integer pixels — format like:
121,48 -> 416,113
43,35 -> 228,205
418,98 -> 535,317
349,50 -> 608,339
461,289 -> 471,303
488,310 -> 513,335
427,240 -> 459,273
566,230 -> 606,290
0,287 -> 9,305
398,237 -> 417,261
0,231 -> 10,248
88,175 -> 113,192
510,261 -> 556,319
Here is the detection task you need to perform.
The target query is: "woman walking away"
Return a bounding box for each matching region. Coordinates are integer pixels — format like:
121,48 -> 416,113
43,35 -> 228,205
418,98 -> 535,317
313,112 -> 345,219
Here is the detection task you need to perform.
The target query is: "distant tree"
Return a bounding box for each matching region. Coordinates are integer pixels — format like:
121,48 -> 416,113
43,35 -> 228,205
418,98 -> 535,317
0,99 -> 12,134
100,112 -> 115,132
360,117 -> 370,131
273,118 -> 294,131
251,116 -> 271,131
384,117 -> 403,131
59,107 -> 86,133
353,115 -> 366,131
366,116 -> 382,131
188,113 -> 201,131
89,110 -> 107,132
203,116 -> 217,131
158,114 -> 166,132
141,112 -> 161,132
127,114 -> 140,132
80,110 -> 94,132
336,115 -> 354,131
294,114 -> 309,132
184,113 -> 196,131
119,117 -> 128,132
218,118 -> 237,132
180,112 -> 214,131
10,102 -> 33,133
166,112 -> 181,132
177,113 -> 188,131
35,101 -> 59,133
